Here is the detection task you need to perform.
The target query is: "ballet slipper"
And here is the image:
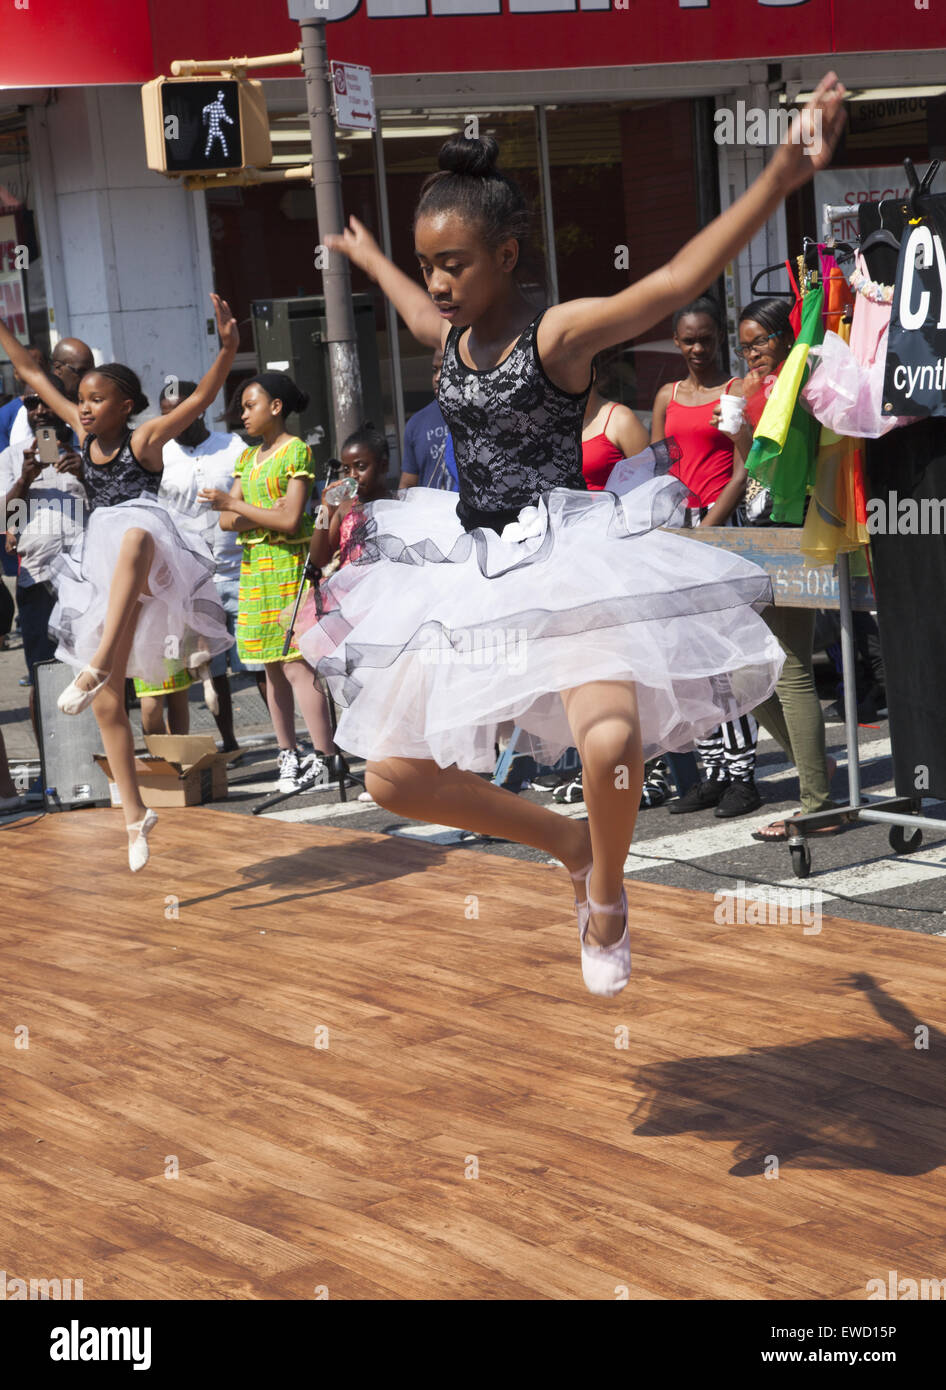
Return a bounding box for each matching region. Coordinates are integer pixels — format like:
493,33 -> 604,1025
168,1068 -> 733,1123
578,869 -> 631,997
127,808 -> 158,872
58,665 -> 110,716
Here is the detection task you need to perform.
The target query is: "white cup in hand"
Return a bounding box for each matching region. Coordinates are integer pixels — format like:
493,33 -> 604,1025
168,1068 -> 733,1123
717,393 -> 747,437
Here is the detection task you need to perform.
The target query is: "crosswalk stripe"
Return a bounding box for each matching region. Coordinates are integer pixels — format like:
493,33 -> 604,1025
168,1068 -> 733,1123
388,823 -> 471,844
774,839 -> 946,903
235,739 -> 946,912
263,798 -> 375,822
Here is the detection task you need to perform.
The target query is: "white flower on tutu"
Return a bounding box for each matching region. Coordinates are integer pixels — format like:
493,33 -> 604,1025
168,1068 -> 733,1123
500,505 -> 545,545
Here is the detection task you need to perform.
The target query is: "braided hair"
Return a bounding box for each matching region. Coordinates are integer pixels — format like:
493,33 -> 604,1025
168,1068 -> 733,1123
84,363 -> 150,415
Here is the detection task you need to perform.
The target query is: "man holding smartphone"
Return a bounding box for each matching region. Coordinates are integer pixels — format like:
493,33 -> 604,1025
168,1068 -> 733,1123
0,387 -> 87,729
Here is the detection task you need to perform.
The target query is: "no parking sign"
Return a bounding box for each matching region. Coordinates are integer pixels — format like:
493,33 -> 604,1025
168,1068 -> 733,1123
330,61 -> 376,131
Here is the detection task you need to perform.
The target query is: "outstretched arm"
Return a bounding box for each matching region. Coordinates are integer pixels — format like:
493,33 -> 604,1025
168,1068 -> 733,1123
324,217 -> 445,350
0,320 -> 81,436
545,74 -> 846,378
131,294 -> 239,464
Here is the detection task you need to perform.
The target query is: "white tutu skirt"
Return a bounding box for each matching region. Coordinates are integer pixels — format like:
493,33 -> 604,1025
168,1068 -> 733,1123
297,447 -> 786,772
49,497 -> 232,686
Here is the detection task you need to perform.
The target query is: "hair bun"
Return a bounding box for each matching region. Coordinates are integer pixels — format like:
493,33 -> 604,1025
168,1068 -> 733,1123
438,133 -> 500,178
294,388 -> 310,414
134,391 -> 150,415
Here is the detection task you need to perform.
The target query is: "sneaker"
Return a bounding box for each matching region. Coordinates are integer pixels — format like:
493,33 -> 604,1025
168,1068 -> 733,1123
553,776 -> 584,804
668,778 -> 729,814
714,778 -> 762,818
532,771 -> 568,792
296,751 -> 354,793
295,752 -> 329,790
277,746 -> 302,793
640,760 -> 672,809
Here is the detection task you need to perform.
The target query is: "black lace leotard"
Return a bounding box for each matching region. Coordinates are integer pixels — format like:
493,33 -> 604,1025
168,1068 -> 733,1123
80,430 -> 161,512
437,311 -> 592,534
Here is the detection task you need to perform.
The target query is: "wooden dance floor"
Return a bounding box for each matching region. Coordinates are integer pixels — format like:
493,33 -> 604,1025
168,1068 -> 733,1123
3,806 -> 946,1300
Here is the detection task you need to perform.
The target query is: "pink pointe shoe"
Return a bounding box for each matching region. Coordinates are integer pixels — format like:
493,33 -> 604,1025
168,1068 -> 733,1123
577,868 -> 631,997
58,666 -> 110,715
127,808 -> 158,872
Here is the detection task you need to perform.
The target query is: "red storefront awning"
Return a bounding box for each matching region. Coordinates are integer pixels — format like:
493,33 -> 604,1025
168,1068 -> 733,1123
1,1 -> 945,89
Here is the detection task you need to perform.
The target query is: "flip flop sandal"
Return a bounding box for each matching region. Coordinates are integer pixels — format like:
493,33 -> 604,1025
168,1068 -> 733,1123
751,819 -> 846,842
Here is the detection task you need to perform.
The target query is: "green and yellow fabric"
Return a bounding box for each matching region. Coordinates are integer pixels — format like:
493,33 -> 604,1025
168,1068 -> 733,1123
745,285 -> 824,525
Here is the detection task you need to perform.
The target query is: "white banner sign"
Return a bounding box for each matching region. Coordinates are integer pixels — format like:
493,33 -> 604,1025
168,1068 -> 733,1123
330,62 -> 376,131
815,166 -> 914,242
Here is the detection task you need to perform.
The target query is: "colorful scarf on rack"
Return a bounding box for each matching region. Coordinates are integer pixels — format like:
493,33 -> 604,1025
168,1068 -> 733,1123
745,285 -> 824,524
801,315 -> 871,565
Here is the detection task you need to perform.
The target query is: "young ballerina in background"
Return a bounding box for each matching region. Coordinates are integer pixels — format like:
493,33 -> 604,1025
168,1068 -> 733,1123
0,295 -> 237,870
297,76 -> 846,996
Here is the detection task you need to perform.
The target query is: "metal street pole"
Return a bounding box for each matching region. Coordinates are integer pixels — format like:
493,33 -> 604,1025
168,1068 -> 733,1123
299,17 -> 363,451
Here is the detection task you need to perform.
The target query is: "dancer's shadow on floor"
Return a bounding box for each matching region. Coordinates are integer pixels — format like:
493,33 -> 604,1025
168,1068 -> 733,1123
630,973 -> 946,1177
177,836 -> 452,913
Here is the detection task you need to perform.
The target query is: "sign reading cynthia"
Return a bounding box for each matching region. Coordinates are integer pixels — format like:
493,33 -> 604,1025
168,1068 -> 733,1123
883,196 -> 946,420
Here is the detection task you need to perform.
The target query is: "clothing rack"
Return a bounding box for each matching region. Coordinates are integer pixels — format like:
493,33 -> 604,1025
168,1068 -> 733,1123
766,191 -> 945,872
822,202 -> 854,242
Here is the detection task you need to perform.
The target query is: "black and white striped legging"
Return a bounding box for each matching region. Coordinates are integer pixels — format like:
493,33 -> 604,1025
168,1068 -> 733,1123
684,502 -> 758,783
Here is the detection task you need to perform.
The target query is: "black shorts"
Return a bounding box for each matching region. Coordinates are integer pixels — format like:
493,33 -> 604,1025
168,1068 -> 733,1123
17,581 -> 57,675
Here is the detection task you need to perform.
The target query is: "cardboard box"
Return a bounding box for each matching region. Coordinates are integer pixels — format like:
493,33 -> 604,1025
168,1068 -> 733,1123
93,735 -> 241,808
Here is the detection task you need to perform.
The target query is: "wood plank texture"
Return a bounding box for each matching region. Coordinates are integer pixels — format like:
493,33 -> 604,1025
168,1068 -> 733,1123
1,806 -> 945,1300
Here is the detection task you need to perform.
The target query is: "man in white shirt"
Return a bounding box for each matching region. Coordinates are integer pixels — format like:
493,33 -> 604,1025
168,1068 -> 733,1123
0,390 -> 87,734
158,381 -> 263,750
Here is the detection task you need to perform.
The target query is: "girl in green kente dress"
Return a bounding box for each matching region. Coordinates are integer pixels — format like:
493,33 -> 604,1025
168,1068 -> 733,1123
199,372 -> 335,793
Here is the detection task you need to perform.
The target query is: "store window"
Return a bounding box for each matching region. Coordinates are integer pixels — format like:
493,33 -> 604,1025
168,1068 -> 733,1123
788,88 -> 946,254
545,99 -> 705,427
204,95 -> 708,449
0,114 -> 48,397
205,104 -> 544,460
372,107 -> 543,422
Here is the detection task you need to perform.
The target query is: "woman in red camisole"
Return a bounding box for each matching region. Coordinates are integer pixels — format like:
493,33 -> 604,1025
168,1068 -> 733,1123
581,357 -> 649,491
651,297 -> 746,526
649,297 -> 760,818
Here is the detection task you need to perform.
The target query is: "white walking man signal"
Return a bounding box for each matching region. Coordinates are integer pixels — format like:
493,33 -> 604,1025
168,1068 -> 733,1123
203,90 -> 234,159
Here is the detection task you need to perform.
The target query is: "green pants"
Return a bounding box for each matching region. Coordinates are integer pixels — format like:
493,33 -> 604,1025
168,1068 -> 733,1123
753,606 -> 835,816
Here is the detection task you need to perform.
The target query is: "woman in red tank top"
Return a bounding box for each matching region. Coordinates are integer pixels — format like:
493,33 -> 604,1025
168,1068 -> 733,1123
649,297 -> 762,819
650,297 -> 746,525
581,362 -> 648,490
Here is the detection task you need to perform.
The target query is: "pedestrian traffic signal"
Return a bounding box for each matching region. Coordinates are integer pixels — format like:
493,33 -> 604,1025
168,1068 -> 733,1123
142,77 -> 272,177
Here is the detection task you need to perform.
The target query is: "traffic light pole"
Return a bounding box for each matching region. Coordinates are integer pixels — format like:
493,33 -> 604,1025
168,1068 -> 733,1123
299,18 -> 363,451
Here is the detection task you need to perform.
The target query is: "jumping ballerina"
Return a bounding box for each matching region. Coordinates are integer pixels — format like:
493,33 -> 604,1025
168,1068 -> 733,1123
0,295 -> 238,871
299,77 -> 847,996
